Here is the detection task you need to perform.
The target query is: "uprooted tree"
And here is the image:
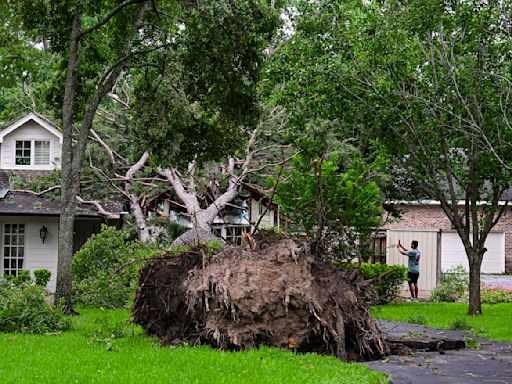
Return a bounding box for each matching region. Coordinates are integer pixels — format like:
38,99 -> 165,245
85,89 -> 292,244
132,234 -> 389,361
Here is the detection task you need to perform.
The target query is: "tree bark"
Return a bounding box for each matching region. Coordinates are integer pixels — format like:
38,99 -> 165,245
55,5 -> 81,312
130,194 -> 152,242
468,252 -> 483,315
161,158 -> 247,234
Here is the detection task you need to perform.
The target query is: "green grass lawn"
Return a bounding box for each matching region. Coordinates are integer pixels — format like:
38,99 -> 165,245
0,309 -> 388,384
371,302 -> 512,342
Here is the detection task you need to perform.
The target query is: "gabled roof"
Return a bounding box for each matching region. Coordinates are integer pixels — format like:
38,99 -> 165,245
0,112 -> 63,144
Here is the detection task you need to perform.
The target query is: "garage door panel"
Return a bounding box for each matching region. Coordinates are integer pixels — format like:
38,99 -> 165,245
441,232 -> 504,273
386,229 -> 439,297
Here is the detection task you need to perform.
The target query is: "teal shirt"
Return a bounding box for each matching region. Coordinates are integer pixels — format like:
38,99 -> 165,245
406,249 -> 421,273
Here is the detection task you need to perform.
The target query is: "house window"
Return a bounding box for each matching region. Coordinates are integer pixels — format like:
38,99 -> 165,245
3,224 -> 25,276
15,141 -> 31,165
15,140 -> 50,166
34,141 -> 50,165
226,226 -> 251,245
212,226 -> 223,239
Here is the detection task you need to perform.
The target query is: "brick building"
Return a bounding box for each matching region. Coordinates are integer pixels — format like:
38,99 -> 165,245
384,202 -> 511,274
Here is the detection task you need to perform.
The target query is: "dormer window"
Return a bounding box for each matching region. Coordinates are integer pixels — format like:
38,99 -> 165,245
15,140 -> 50,166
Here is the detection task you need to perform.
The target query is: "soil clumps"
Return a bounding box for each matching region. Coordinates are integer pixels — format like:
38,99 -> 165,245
132,234 -> 389,361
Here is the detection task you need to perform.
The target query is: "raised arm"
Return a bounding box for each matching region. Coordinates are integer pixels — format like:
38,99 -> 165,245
397,240 -> 408,255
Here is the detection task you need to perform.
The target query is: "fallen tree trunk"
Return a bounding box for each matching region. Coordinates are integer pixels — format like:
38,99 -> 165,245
132,235 -> 389,361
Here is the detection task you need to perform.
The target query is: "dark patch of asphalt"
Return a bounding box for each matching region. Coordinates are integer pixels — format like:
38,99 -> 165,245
364,320 -> 512,384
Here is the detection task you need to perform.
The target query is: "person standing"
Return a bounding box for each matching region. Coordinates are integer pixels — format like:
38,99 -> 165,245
398,240 -> 421,300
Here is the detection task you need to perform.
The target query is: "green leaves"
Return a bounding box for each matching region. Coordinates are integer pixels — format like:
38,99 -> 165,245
275,144 -> 390,260
128,0 -> 280,168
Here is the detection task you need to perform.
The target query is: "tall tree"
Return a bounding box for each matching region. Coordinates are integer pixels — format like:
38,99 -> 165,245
357,0 -> 512,315
8,0 -> 280,311
267,0 -> 512,314
7,0 -> 176,311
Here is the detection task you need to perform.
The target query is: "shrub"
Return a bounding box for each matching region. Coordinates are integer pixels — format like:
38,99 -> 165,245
481,286 -> 512,304
407,315 -> 426,325
0,281 -> 70,333
430,265 -> 468,302
343,262 -> 407,304
464,336 -> 481,349
34,269 -> 51,287
73,225 -> 162,309
450,318 -> 470,330
5,270 -> 31,285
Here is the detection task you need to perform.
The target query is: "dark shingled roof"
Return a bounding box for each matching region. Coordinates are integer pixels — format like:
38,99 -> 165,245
0,170 -> 126,216
0,191 -> 101,217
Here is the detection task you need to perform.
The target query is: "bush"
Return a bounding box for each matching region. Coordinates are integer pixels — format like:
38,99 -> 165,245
342,262 -> 407,304
73,225 -> 162,309
481,286 -> 512,304
5,270 -> 31,285
0,280 -> 70,333
407,315 -> 426,325
450,318 -> 470,330
34,269 -> 51,287
430,265 -> 468,302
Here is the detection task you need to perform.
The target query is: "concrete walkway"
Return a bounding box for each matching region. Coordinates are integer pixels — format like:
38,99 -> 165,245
364,320 -> 512,384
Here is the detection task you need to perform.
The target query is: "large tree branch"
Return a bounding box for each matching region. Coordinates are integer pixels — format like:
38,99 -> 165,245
90,129 -> 116,165
79,0 -> 149,37
72,3 -> 150,182
76,196 -> 114,217
160,168 -> 202,219
126,151 -> 150,180
11,185 -> 61,196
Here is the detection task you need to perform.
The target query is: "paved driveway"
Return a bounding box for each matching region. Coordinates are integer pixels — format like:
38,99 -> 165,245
365,320 -> 512,384
481,274 -> 512,289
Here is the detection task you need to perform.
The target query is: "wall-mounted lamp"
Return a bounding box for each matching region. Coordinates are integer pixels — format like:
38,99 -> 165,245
39,225 -> 48,244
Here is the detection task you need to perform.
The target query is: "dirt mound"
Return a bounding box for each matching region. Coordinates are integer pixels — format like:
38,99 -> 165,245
132,237 -> 389,361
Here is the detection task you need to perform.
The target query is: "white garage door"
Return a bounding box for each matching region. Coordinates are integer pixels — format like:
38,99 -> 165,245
441,232 -> 505,273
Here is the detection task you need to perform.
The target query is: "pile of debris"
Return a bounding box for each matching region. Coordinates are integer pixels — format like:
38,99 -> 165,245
132,234 -> 389,361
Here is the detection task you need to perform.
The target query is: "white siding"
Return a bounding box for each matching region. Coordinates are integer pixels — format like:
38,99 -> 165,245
250,198 -> 275,228
441,232 -> 505,273
0,216 -> 59,291
386,229 -> 439,298
1,120 -> 62,170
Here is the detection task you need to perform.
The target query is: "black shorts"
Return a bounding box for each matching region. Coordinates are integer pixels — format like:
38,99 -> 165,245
408,272 -> 419,284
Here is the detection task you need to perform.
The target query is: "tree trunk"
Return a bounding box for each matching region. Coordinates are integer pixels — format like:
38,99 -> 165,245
55,6 -> 81,312
192,211 -> 212,232
55,3 -> 149,311
468,253 -> 483,315
56,191 -> 78,312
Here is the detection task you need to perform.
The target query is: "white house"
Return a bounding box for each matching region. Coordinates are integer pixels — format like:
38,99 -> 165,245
0,112 -> 62,171
0,113 -> 118,291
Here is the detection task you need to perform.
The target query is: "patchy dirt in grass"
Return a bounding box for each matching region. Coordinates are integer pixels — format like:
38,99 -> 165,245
132,234 -> 389,361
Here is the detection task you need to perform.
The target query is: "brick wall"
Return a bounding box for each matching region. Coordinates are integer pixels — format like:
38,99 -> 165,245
384,204 -> 512,273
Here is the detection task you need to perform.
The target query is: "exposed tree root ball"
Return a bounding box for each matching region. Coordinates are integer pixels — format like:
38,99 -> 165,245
132,237 -> 389,361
